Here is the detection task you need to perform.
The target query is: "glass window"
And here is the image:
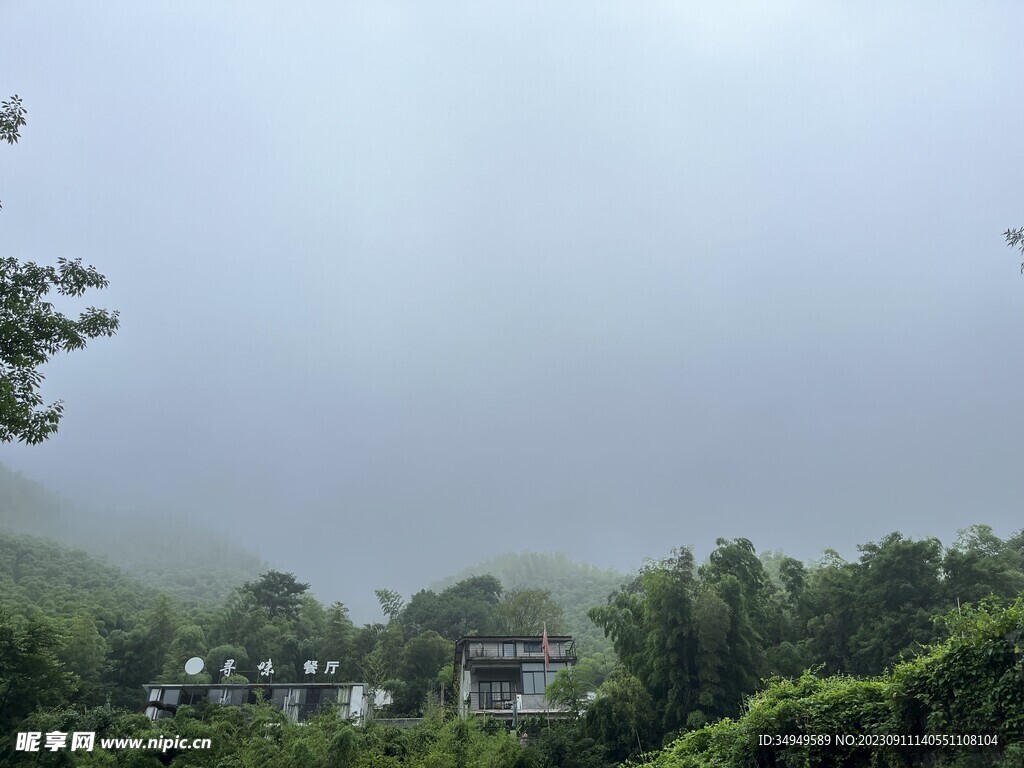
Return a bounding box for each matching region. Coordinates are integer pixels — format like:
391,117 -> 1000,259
501,642 -> 516,657
179,688 -> 207,706
478,681 -> 512,708
523,663 -> 567,694
225,688 -> 246,706
523,670 -> 547,694
523,641 -> 541,654
160,689 -> 180,706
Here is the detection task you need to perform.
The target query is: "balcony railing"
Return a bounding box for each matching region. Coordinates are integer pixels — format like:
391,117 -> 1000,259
467,643 -> 577,661
465,692 -> 566,713
470,692 -> 515,710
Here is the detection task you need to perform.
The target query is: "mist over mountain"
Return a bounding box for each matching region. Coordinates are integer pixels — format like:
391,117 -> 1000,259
0,464 -> 629,625
2,2 -> 1023,625
0,463 -> 267,605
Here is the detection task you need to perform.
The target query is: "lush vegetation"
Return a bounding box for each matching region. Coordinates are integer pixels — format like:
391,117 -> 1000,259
2,461 -> 1024,766
4,596 -> 1023,766
583,530 -> 1024,758
649,599 -> 1024,767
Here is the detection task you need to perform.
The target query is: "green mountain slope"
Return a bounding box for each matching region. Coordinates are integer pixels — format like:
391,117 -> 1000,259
0,463 -> 266,604
0,531 -> 156,621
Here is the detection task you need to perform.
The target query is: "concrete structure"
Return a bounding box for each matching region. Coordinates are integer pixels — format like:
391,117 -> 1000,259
143,682 -> 370,723
454,635 -> 577,720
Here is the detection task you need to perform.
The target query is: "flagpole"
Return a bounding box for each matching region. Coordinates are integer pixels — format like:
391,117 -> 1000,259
542,622 -> 551,725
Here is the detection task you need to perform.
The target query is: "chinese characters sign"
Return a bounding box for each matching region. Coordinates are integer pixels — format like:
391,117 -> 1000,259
217,658 -> 343,681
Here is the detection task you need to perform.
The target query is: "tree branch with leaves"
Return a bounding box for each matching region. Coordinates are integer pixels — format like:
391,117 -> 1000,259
0,95 -> 119,444
1005,227 -> 1024,273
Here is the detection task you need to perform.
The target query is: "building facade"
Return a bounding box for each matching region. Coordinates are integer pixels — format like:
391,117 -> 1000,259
143,683 -> 370,724
453,635 -> 576,720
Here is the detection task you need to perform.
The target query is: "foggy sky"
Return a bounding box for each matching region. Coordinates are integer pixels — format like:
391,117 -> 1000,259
2,2 -> 1024,615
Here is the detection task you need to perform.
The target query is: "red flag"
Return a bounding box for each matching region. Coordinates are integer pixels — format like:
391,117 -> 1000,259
541,624 -> 550,672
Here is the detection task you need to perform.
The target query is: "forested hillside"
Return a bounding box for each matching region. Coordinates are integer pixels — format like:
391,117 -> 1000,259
3,514 -> 1024,765
649,599 -> 1024,767
0,533 -> 157,619
585,528 -> 1024,751
3,472 -> 1022,765
0,463 -> 267,604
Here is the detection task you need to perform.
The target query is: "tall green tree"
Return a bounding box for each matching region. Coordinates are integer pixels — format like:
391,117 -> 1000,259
845,533 -> 943,673
943,524 -> 1024,604
0,610 -> 76,735
106,593 -> 179,703
241,570 -> 310,622
545,663 -> 596,716
590,547 -> 699,734
160,624 -> 209,682
591,541 -> 783,736
57,613 -> 108,705
695,538 -> 774,721
493,587 -> 565,635
391,630 -> 453,715
317,601 -> 359,679
401,574 -> 503,640
584,667 -> 659,764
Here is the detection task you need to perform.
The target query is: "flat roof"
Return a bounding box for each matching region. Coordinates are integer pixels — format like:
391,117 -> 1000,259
455,635 -> 573,642
143,682 -> 366,690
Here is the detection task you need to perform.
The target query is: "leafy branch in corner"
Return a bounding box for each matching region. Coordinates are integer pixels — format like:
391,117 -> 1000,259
0,95 -> 28,210
0,95 -> 120,444
1005,227 -> 1024,274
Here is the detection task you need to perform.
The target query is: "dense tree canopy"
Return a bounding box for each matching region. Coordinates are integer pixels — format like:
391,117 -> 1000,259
589,540 -> 774,734
493,587 -> 565,635
3,513 -> 1024,763
0,610 -> 76,739
649,598 -> 1024,768
401,574 -> 503,640
241,570 -> 310,621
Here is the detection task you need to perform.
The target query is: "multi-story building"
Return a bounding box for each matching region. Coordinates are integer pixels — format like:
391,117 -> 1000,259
143,682 -> 370,724
454,635 -> 577,720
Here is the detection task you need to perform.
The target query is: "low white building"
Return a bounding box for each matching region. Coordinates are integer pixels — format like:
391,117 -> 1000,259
143,682 -> 371,724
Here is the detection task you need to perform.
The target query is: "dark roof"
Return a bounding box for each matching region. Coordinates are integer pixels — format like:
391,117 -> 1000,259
143,682 -> 365,690
455,635 -> 573,644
